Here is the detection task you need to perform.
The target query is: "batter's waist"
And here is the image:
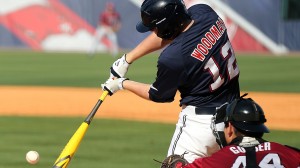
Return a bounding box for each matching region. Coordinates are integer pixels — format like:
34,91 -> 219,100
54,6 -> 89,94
182,105 -> 216,115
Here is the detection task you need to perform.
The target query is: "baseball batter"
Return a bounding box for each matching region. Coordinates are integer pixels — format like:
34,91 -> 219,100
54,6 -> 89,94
102,0 -> 240,163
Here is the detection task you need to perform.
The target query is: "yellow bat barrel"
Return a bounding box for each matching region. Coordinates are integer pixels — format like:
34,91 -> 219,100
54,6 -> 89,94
53,122 -> 89,168
52,91 -> 108,168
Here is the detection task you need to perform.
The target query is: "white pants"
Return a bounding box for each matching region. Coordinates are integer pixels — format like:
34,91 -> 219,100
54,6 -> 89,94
167,105 -> 220,163
91,26 -> 118,56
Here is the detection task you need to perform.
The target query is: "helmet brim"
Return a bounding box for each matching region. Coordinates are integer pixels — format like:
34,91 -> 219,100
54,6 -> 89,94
136,21 -> 151,33
233,122 -> 270,133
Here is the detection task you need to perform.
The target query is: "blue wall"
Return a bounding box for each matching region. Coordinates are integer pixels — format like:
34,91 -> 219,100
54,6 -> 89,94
223,0 -> 300,51
0,25 -> 26,48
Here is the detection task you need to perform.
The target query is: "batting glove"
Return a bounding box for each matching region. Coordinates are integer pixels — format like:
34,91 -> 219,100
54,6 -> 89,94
101,78 -> 128,95
110,54 -> 130,78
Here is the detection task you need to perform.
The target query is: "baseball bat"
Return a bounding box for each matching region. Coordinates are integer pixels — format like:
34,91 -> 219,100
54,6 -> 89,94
52,90 -> 109,168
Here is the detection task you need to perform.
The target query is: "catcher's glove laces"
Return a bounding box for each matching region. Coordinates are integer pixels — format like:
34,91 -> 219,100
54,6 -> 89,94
155,152 -> 189,168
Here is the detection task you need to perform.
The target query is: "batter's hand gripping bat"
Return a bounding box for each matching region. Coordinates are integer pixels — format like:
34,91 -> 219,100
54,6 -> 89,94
52,90 -> 109,168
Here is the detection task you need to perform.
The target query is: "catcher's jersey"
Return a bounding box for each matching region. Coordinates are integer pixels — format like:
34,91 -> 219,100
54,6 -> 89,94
184,142 -> 300,168
149,4 -> 240,107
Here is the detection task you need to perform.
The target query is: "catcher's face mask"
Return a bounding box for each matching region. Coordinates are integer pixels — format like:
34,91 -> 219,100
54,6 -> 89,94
211,103 -> 228,148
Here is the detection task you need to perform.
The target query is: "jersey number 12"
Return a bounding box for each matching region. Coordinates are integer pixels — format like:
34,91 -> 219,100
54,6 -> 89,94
204,40 -> 239,91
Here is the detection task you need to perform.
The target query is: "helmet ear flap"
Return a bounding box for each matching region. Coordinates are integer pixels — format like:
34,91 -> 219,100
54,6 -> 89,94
225,93 -> 248,123
215,102 -> 228,122
224,99 -> 238,123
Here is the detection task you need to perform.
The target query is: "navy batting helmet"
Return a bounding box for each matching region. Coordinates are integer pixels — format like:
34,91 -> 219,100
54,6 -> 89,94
136,0 -> 191,39
211,94 -> 270,148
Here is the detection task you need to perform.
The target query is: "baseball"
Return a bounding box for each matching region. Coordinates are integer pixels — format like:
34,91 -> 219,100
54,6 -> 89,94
26,151 -> 39,164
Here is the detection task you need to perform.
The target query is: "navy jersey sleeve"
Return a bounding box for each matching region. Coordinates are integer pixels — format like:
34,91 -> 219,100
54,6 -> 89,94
149,48 -> 186,103
149,62 -> 180,103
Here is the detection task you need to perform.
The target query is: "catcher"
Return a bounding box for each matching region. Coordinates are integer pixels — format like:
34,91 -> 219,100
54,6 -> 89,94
160,95 -> 300,168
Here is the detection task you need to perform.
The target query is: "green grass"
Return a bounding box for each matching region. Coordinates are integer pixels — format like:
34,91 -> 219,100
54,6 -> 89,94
0,51 -> 300,92
0,116 -> 299,168
237,54 -> 300,92
0,116 -> 172,168
0,50 -> 157,87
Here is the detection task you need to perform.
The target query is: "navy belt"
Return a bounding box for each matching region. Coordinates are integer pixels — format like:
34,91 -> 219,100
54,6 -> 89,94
195,107 -> 216,115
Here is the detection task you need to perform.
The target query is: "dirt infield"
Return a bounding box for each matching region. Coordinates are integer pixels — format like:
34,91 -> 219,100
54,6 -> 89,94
0,86 -> 299,131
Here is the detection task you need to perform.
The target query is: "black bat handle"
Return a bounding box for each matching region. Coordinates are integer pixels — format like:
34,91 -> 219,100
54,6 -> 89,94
84,91 -> 109,124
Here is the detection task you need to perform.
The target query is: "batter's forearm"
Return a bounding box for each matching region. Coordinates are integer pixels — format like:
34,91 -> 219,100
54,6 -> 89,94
126,33 -> 171,63
122,80 -> 151,100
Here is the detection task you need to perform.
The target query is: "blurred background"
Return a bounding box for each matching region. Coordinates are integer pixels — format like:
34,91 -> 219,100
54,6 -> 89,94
0,0 -> 299,54
0,0 -> 299,168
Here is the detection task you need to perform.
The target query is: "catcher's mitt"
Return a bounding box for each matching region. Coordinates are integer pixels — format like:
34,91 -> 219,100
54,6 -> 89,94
160,154 -> 188,168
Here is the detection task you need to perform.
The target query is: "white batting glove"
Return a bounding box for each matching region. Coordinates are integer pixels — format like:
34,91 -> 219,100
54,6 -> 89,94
110,54 -> 130,78
101,78 -> 128,95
